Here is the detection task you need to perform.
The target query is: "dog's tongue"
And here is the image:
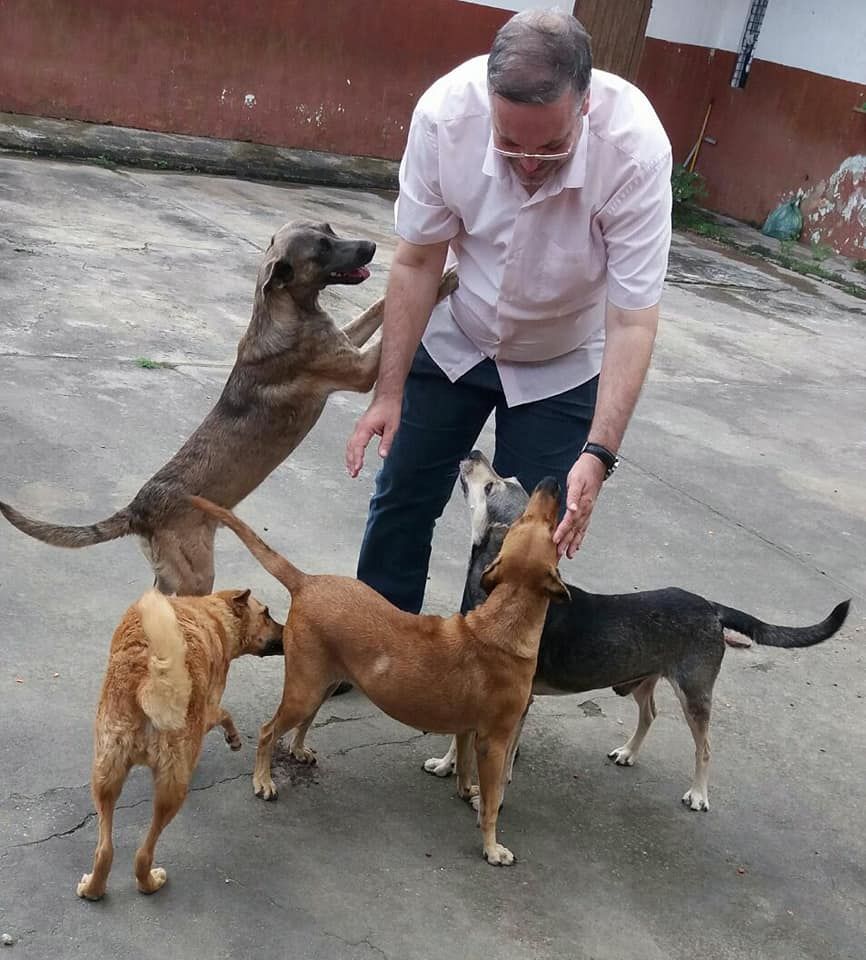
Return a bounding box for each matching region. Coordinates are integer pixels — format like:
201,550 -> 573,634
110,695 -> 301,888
330,265 -> 371,282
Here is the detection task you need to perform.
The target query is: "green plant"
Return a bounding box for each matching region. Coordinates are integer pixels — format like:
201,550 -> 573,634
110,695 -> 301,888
134,357 -> 175,370
853,260 -> 866,274
809,241 -> 834,262
671,163 -> 707,207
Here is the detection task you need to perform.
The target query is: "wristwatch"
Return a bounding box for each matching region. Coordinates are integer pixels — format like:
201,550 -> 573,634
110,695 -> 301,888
579,441 -> 619,480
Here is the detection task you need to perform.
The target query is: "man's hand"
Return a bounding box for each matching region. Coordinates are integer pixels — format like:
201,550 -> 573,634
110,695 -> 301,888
346,395 -> 403,478
553,453 -> 606,558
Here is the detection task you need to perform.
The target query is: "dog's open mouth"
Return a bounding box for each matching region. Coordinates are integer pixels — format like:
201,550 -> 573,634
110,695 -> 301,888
328,266 -> 371,285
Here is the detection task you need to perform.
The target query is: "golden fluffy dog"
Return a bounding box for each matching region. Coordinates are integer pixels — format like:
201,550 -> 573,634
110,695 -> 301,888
76,589 -> 282,900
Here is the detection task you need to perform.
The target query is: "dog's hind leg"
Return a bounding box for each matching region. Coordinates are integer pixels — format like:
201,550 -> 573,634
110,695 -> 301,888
671,681 -> 712,812
151,521 -> 216,597
77,752 -> 131,901
253,649 -> 334,801
134,768 -> 189,894
211,706 -> 242,751
423,736 -> 457,777
286,684 -> 339,764
608,676 -> 659,767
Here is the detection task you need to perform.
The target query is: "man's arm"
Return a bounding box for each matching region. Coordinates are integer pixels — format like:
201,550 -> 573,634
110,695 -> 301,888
552,300 -> 659,558
345,238 -> 448,477
587,302 -> 658,451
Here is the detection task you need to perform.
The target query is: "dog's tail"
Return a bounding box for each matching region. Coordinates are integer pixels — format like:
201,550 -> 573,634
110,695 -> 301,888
137,590 -> 192,731
716,599 -> 850,649
187,495 -> 304,593
0,500 -> 132,548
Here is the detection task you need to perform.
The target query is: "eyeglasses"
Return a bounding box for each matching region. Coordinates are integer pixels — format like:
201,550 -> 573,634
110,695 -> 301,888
491,145 -> 573,162
491,107 -> 585,164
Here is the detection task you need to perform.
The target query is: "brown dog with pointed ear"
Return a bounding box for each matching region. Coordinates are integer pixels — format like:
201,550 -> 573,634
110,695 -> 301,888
189,477 -> 568,867
0,221 -> 458,595
76,588 -> 283,901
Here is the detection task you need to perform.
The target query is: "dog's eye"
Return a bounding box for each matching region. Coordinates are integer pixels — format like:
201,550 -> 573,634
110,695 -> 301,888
318,237 -> 332,255
484,482 -> 494,495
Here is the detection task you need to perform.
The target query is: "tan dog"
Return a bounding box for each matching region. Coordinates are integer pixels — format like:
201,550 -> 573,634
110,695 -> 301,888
76,588 -> 283,901
189,480 -> 567,866
0,221 -> 457,595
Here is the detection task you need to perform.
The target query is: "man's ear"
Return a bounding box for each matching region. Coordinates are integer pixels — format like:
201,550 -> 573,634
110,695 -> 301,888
480,556 -> 503,594
545,566 -> 571,604
230,589 -> 251,615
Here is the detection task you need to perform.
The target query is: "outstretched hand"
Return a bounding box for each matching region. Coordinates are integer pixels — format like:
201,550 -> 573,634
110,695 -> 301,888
552,454 -> 606,558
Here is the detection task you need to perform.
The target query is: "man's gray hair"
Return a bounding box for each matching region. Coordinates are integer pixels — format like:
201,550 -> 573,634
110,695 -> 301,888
487,9 -> 592,104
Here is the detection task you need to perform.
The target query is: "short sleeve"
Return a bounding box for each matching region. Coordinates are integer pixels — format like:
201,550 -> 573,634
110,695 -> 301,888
394,109 -> 461,245
600,151 -> 673,311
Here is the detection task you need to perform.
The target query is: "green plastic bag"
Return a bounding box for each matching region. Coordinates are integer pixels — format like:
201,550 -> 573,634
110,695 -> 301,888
761,196 -> 803,241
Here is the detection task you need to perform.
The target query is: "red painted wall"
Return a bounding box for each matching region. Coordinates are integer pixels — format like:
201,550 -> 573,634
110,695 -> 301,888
0,0 -> 510,160
637,38 -> 866,257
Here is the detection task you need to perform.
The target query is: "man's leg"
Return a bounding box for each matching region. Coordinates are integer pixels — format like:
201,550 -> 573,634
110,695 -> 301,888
356,346 -> 497,613
492,375 -> 599,508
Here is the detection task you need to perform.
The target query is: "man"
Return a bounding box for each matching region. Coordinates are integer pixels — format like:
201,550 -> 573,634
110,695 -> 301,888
346,9 -> 672,615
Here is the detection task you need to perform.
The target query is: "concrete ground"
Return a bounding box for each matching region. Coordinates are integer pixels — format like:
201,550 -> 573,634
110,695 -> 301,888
0,153 -> 864,960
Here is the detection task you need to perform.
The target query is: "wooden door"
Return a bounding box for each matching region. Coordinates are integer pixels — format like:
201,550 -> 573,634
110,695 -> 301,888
573,0 -> 653,81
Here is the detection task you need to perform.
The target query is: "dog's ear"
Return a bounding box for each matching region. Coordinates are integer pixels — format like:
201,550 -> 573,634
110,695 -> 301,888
545,566 -> 571,604
260,255 -> 293,293
229,589 -> 251,615
480,556 -> 503,594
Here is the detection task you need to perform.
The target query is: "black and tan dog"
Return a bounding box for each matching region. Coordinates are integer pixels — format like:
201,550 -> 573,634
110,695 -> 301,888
0,222 -> 456,594
189,482 -> 567,866
77,588 -> 283,901
424,451 -> 850,812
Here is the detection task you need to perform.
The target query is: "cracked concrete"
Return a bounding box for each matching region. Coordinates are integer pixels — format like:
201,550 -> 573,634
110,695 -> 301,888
0,153 -> 864,960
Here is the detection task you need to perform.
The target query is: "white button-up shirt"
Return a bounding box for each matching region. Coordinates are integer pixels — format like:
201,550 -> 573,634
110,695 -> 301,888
395,56 -> 673,407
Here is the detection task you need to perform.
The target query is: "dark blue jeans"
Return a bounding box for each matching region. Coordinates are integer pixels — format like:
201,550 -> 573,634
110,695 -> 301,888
356,345 -> 598,613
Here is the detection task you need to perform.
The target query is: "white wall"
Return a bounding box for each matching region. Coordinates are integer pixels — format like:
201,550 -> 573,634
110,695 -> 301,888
753,0 -> 866,85
458,0 -> 574,12
646,0 -> 866,85
646,0 -> 754,52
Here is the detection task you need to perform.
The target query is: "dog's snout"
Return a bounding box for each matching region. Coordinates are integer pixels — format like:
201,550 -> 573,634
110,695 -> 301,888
534,476 -> 561,500
359,241 -> 376,264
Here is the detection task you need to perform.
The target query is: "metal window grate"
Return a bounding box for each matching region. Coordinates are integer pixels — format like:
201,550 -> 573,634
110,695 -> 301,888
731,0 -> 769,88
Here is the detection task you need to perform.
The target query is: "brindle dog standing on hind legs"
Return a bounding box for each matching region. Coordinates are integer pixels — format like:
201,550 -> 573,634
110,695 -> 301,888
0,220 -> 457,594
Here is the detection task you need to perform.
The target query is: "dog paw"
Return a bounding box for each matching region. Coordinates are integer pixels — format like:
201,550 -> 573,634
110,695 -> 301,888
225,732 -> 243,751
253,773 -> 278,801
290,746 -> 317,765
76,873 -> 105,901
483,843 -> 515,866
682,789 -> 709,812
422,755 -> 455,777
439,266 -> 459,297
137,867 -> 167,895
607,745 -> 637,766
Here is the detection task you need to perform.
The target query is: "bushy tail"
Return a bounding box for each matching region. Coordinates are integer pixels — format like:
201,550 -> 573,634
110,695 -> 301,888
716,599 -> 850,649
0,500 -> 131,548
187,496 -> 304,593
137,590 -> 191,731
